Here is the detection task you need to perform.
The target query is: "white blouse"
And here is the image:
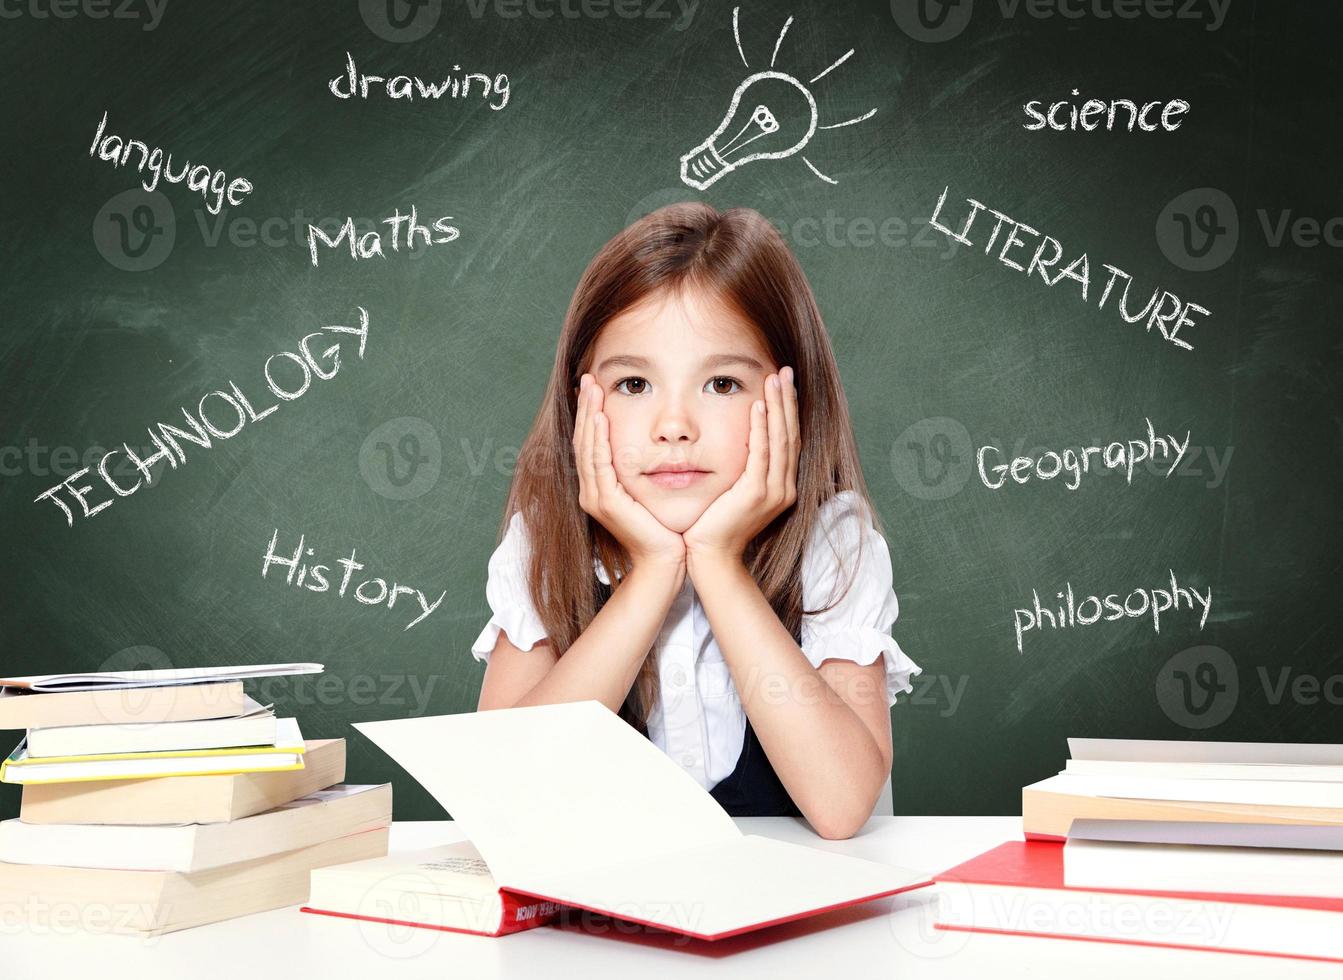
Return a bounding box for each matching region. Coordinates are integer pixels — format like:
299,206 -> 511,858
470,490 -> 921,793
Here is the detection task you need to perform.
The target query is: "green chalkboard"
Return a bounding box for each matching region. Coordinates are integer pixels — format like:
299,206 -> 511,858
2,0 -> 1340,822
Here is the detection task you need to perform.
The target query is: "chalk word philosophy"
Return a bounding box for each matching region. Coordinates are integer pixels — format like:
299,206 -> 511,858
329,52 -> 511,111
307,206 -> 460,267
1012,570 -> 1212,653
262,530 -> 447,632
929,185 -> 1210,352
978,418 -> 1191,490
34,308 -> 370,527
89,110 -> 254,215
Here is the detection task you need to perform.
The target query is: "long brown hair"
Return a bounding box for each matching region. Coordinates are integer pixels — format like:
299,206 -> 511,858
496,202 -> 883,729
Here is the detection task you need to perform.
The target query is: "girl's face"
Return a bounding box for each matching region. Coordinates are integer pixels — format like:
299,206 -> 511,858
586,287 -> 779,533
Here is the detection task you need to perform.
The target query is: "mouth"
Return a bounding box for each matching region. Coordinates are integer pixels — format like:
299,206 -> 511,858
645,468 -> 710,489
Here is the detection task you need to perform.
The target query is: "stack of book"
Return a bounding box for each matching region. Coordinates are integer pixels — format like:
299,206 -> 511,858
932,737 -> 1343,965
0,665 -> 392,936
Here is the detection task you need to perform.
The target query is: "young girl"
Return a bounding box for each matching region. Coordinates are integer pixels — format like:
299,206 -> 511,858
469,202 -> 920,839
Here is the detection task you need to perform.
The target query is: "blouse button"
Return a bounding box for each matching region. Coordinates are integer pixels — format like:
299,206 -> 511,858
670,667 -> 687,686
681,753 -> 697,767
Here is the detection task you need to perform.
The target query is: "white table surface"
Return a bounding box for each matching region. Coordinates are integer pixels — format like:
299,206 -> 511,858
4,816 -> 1337,980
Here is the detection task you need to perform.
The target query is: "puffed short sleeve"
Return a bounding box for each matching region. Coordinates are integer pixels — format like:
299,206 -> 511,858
799,492 -> 922,707
469,511 -> 550,663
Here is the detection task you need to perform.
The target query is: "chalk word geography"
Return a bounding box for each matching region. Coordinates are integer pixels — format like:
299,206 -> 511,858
978,418 -> 1192,490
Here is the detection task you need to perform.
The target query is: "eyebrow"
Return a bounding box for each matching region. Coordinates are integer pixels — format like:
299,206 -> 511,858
594,353 -> 767,374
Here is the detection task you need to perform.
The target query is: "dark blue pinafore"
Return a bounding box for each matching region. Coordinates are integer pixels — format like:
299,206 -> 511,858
617,692 -> 803,817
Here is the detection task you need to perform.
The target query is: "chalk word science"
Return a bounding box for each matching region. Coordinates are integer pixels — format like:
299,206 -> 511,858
34,308 -> 370,528
262,530 -> 447,632
307,207 -> 460,267
329,52 -> 510,110
1012,570 -> 1212,653
929,185 -> 1210,352
1023,90 -> 1189,131
89,110 -> 254,215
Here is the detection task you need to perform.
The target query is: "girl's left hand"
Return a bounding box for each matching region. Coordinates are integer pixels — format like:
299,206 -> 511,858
683,365 -> 799,566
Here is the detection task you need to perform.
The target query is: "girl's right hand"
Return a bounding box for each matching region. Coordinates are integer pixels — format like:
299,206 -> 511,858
573,373 -> 686,575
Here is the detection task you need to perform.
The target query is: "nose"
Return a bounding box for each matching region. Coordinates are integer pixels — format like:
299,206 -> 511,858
652,390 -> 699,444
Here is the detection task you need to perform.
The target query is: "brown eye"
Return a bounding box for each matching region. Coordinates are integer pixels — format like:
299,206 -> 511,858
614,377 -> 647,395
707,376 -> 743,395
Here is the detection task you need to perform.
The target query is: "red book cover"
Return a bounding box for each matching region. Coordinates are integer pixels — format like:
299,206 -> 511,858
300,887 -> 562,938
937,840 -> 1343,913
931,840 -> 1343,965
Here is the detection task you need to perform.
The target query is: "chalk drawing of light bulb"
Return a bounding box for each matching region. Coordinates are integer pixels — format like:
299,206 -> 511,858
679,6 -> 877,190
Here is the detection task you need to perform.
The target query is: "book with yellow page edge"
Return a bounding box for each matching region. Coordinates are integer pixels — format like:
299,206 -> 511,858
20,737 -> 346,824
0,717 -> 307,784
327,701 -> 931,941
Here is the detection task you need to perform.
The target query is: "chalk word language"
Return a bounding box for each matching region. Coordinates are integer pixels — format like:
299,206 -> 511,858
307,207 -> 460,267
1012,570 -> 1212,654
979,418 -> 1191,490
1024,90 -> 1189,131
89,111 -> 254,215
329,52 -> 510,111
930,185 -> 1210,352
34,308 -> 370,527
262,530 -> 447,632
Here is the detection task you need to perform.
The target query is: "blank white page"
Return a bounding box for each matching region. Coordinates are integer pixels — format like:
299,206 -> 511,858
509,833 -> 930,939
353,701 -> 741,886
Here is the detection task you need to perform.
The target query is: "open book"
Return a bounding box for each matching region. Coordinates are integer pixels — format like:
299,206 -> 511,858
341,700 -> 930,941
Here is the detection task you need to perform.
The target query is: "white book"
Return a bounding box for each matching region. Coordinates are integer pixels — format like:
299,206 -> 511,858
350,701 -> 931,941
26,696 -> 276,758
1068,818 -> 1343,851
1068,737 -> 1343,766
0,663 -> 324,694
1,717 -> 306,784
0,784 -> 391,872
1030,772 -> 1343,810
1064,837 -> 1343,898
1064,758 -> 1343,783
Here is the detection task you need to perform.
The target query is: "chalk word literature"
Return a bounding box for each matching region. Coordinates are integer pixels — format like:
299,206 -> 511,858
930,185 -> 1210,352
